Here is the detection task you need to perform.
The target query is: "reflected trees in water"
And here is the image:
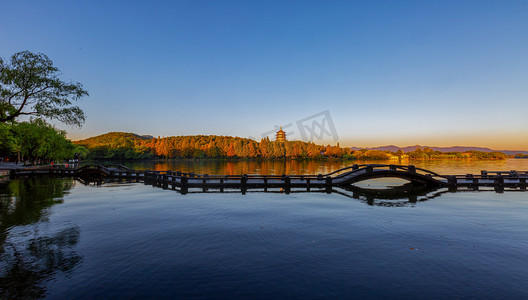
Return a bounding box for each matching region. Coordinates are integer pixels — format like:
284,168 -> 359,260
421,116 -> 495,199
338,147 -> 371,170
0,178 -> 82,299
0,226 -> 82,298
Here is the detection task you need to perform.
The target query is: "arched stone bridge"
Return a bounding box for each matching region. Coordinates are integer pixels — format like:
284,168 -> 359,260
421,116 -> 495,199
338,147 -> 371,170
327,164 -> 446,186
12,163 -> 528,193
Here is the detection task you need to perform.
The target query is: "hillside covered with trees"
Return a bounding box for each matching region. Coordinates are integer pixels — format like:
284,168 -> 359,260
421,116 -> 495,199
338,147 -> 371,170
75,132 -> 352,160
75,132 -> 507,161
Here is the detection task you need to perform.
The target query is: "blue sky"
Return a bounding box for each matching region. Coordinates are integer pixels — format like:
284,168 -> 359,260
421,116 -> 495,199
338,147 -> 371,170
1,0 -> 527,149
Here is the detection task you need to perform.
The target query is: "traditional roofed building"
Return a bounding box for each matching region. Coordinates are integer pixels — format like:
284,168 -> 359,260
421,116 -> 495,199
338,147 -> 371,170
276,126 -> 286,142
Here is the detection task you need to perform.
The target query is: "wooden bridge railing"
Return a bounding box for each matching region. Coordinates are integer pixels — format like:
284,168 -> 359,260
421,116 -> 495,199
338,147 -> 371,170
326,164 -> 447,180
12,164 -> 528,192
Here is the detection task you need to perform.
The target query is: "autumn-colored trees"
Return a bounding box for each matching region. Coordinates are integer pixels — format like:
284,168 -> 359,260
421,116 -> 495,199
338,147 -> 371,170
76,132 -> 355,160
75,132 -> 508,161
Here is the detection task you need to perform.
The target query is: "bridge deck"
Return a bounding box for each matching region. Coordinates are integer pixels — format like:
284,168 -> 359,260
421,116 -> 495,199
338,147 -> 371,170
10,164 -> 528,193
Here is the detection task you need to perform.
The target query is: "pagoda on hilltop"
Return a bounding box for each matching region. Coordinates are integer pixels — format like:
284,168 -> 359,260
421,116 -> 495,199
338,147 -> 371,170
276,126 -> 286,142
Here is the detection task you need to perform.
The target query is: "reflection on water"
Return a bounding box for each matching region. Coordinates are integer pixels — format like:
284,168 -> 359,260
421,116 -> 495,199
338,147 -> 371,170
1,227 -> 81,299
123,159 -> 352,175
335,184 -> 447,207
119,158 -> 528,176
0,178 -> 82,299
0,178 -> 73,228
1,169 -> 527,299
83,176 -> 518,209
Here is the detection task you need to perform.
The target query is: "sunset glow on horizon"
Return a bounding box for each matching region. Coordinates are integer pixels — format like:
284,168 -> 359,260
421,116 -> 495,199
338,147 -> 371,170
1,1 -> 527,150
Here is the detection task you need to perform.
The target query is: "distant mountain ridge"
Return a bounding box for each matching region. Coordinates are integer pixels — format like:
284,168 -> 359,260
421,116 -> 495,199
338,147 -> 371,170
350,145 -> 528,156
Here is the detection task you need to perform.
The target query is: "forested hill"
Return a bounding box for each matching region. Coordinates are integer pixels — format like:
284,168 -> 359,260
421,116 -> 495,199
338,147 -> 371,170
350,145 -> 528,156
75,132 -> 152,147
75,132 -> 508,160
74,132 -> 350,160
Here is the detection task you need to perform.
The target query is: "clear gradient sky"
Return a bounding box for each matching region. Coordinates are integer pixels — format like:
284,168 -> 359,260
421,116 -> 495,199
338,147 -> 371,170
1,0 -> 527,149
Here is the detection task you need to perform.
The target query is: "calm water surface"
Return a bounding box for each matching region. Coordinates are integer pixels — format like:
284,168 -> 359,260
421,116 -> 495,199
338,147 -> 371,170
121,158 -> 528,176
1,159 -> 528,299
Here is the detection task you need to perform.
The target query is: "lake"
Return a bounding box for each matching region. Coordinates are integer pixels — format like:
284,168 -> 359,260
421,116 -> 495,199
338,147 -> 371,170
1,159 -> 527,299
119,158 -> 528,176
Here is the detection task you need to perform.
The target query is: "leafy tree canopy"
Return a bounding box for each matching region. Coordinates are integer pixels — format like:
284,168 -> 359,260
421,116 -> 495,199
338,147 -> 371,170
0,51 -> 88,126
9,118 -> 80,163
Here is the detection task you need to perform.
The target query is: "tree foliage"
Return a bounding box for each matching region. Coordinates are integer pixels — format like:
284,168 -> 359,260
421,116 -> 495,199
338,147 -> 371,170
1,119 -> 82,163
75,132 -> 353,160
0,51 -> 88,126
405,148 -> 506,160
76,133 -> 508,161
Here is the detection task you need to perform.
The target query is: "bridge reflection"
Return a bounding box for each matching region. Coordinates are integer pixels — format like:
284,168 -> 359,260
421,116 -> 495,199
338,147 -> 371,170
77,178 -> 517,207
333,184 -> 447,206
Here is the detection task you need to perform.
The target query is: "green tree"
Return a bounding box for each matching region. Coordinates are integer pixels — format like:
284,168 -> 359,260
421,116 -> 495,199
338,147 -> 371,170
0,51 -> 88,126
10,119 -> 76,164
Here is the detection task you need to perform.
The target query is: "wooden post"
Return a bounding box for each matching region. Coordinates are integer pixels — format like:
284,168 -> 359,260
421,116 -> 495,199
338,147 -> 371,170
202,174 -> 208,192
263,176 -> 268,192
180,176 -> 188,194
481,170 -> 487,178
494,185 -> 504,193
306,178 -> 311,192
494,176 -> 504,187
162,174 -> 168,189
352,164 -> 359,170
408,165 -> 416,173
366,165 -> 373,173
325,176 -> 332,194
409,194 -> 417,203
284,176 -> 291,194
317,174 -> 323,181
241,174 -> 247,195
447,175 -> 457,187
220,178 -> 224,192
389,164 -> 396,171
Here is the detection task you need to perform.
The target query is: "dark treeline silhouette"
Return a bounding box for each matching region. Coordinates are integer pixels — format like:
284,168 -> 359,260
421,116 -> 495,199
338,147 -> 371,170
75,132 -> 507,161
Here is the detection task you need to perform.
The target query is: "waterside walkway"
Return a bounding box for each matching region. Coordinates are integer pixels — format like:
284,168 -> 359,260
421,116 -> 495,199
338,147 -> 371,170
8,164 -> 528,193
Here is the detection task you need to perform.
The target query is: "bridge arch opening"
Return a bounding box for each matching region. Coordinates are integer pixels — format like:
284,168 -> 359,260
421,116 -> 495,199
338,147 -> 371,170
352,178 -> 412,190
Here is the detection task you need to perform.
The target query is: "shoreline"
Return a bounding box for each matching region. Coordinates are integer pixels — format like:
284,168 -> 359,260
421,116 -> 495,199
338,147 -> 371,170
0,157 -> 516,170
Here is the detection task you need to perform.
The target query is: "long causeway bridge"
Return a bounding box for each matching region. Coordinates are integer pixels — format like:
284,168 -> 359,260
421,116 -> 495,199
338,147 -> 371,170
11,164 -> 528,193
